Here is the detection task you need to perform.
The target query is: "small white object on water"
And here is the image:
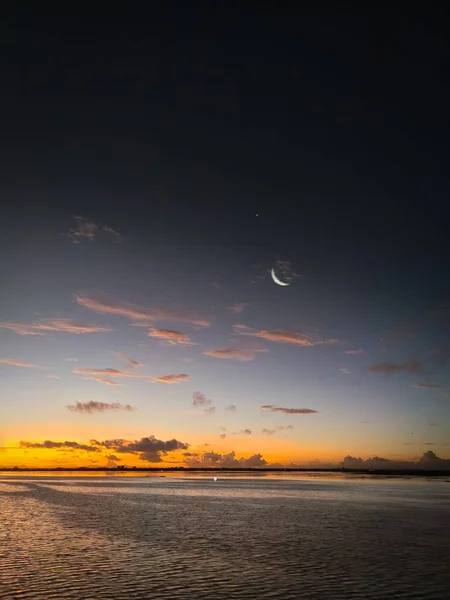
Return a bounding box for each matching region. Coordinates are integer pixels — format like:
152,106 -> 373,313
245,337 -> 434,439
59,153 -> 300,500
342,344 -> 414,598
213,477 -> 218,482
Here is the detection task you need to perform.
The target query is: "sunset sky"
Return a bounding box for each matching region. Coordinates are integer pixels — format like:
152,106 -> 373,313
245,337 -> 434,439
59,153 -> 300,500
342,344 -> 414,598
1,5 -> 449,469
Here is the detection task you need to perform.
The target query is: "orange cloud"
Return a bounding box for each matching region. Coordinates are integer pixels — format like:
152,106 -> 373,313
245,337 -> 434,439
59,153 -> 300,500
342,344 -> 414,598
74,367 -> 148,379
148,328 -> 195,346
76,293 -> 210,327
0,359 -> 39,368
151,373 -> 189,384
260,405 -> 318,414
0,319 -> 112,336
228,302 -> 248,314
203,346 -> 264,361
67,401 -> 135,414
84,377 -> 121,386
345,349 -> 364,355
234,325 -> 339,346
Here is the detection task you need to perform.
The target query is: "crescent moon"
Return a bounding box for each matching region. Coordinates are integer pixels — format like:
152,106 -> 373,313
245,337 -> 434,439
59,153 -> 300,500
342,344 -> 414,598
271,268 -> 290,287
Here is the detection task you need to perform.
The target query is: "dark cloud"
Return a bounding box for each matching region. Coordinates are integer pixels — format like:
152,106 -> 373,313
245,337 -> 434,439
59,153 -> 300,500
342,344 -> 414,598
240,429 -> 252,435
185,451 -> 268,468
260,405 -> 318,414
105,454 -> 120,461
67,401 -> 136,414
225,404 -> 236,412
342,451 -> 450,470
370,361 -> 423,374
20,440 -> 99,452
192,391 -> 212,407
204,407 -> 216,415
262,425 -> 294,435
94,435 -> 190,463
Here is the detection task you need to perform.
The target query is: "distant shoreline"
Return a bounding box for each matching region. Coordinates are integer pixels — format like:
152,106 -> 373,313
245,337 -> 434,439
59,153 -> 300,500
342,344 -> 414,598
1,467 -> 450,477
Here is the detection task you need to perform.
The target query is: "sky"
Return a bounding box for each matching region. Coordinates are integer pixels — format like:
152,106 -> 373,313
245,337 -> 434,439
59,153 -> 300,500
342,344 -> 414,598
1,5 -> 449,469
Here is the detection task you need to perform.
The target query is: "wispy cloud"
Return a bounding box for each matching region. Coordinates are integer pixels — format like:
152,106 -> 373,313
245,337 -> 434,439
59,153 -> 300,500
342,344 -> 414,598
20,440 -> 99,452
225,404 -> 236,412
204,407 -> 216,415
66,216 -> 121,244
66,358 -> 78,362
192,391 -> 212,407
0,319 -> 112,336
0,359 -> 39,368
263,425 -> 294,435
234,325 -> 339,346
84,377 -> 121,386
74,367 -> 148,379
113,352 -> 143,369
371,361 -> 423,374
412,383 -> 442,390
240,429 -> 252,435
203,346 -> 265,361
345,349 -> 364,355
151,373 -> 189,384
228,303 -> 248,314
339,368 -> 351,375
67,401 -> 135,414
45,375 -> 60,379
260,405 -> 318,414
76,293 -> 210,327
148,329 -> 195,346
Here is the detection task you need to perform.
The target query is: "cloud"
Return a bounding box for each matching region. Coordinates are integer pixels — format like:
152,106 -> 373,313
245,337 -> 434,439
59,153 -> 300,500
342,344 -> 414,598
192,391 -> 212,407
345,349 -> 364,355
262,425 -> 294,435
151,373 -> 189,384
204,407 -> 216,415
260,405 -> 318,414
148,329 -> 195,346
240,429 -> 252,435
342,451 -> 450,470
114,352 -> 143,369
20,440 -> 99,453
234,325 -> 339,346
75,293 -> 210,327
0,319 -> 112,336
370,361 -> 423,374
66,216 -> 121,243
74,367 -> 148,379
106,454 -> 120,461
67,401 -> 136,414
66,358 -> 78,362
0,359 -> 39,368
429,422 -> 439,427
228,303 -> 248,314
424,442 -> 436,446
45,375 -> 60,379
203,346 -> 265,361
185,450 -> 268,468
412,383 -> 442,390
85,377 -> 121,386
339,368 -> 351,375
225,404 -> 236,412
94,435 -> 189,463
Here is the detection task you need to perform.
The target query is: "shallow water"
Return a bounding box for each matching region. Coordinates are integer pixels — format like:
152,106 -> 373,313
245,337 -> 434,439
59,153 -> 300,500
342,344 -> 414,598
1,476 -> 449,599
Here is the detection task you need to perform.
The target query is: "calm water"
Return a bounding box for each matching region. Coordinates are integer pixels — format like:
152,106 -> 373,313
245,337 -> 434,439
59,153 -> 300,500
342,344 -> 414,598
1,475 -> 449,599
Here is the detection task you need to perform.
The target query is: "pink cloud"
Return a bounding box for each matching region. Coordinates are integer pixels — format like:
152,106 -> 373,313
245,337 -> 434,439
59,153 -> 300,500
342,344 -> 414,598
76,293 -> 210,327
113,352 -> 143,369
203,346 -> 265,361
0,319 -> 112,336
151,373 -> 190,384
66,216 -> 121,243
148,329 -> 195,346
0,359 -> 39,368
235,325 -> 339,346
228,303 -> 248,314
345,349 -> 364,355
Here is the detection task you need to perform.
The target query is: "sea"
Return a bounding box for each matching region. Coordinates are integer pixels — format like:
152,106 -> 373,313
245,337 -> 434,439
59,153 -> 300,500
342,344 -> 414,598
1,473 -> 449,599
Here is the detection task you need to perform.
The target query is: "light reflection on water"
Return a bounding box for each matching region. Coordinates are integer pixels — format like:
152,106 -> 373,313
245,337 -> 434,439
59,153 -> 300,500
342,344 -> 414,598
1,476 -> 449,599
